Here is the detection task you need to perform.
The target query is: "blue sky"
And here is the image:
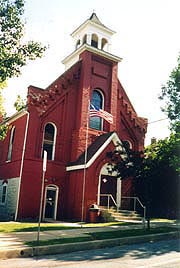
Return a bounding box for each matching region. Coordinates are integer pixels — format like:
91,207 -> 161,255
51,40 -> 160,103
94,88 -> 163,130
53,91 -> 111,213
3,0 -> 180,144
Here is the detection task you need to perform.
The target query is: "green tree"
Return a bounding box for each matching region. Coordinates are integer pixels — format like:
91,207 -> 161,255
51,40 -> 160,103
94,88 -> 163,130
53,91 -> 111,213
14,94 -> 26,112
137,133 -> 180,219
0,0 -> 46,139
159,54 -> 180,132
107,134 -> 180,223
0,0 -> 46,84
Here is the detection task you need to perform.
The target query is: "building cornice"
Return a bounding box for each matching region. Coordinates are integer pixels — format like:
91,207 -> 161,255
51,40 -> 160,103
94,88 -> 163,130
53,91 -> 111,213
62,44 -> 122,68
71,20 -> 115,38
1,108 -> 28,125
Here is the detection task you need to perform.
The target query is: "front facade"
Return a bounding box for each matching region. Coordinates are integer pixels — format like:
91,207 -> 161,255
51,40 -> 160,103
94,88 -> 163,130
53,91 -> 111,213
0,13 -> 147,221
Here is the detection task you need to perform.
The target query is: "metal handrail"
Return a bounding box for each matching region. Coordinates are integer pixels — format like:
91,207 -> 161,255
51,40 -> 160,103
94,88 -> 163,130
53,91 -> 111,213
121,196 -> 146,227
99,194 -> 146,228
99,194 -> 117,210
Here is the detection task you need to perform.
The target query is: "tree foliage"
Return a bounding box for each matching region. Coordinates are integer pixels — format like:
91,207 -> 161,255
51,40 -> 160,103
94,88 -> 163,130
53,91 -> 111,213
107,134 -> 180,219
0,0 -> 46,139
0,0 -> 46,84
14,94 -> 26,111
106,142 -> 144,180
159,54 -> 180,131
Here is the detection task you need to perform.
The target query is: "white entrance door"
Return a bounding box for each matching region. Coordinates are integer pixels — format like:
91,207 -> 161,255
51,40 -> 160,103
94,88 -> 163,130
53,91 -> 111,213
98,164 -> 121,208
44,185 -> 58,220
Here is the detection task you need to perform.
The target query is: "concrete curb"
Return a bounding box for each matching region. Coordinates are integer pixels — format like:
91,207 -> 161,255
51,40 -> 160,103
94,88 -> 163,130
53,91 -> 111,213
0,231 -> 179,259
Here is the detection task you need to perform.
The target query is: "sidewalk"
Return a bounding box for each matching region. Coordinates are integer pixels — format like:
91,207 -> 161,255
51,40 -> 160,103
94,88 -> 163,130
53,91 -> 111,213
0,221 -> 179,259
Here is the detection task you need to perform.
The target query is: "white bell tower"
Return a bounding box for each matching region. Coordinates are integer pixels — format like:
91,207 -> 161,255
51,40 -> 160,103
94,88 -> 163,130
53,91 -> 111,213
62,13 -> 121,70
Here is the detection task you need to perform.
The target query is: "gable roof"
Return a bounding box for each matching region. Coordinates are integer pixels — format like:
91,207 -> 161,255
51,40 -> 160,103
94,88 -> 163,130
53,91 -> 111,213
89,12 -> 107,28
66,131 -> 125,171
71,12 -> 115,37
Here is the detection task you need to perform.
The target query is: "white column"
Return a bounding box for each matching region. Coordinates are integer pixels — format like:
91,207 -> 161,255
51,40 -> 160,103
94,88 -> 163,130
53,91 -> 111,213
87,33 -> 92,46
98,37 -> 102,49
107,43 -> 111,52
116,178 -> 122,209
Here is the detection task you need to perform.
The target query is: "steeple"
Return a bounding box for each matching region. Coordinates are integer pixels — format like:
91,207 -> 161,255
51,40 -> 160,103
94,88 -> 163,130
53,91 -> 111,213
89,12 -> 109,28
62,13 -> 121,70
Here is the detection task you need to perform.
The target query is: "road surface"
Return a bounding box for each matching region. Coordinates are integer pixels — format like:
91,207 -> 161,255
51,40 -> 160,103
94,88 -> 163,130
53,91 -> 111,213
0,239 -> 179,268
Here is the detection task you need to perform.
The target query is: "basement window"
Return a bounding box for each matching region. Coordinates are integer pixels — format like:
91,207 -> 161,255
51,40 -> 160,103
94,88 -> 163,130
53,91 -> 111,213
1,183 -> 7,204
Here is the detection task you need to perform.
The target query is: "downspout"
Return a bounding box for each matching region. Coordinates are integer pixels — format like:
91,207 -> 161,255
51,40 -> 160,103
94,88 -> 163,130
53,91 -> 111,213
15,111 -> 29,221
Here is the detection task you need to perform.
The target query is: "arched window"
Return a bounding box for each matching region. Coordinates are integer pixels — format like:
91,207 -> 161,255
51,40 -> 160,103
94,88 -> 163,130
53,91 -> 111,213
91,34 -> 98,48
123,140 -> 133,150
76,39 -> 81,49
82,34 -> 87,45
90,90 -> 104,130
42,123 -> 56,160
101,38 -> 108,50
7,126 -> 15,161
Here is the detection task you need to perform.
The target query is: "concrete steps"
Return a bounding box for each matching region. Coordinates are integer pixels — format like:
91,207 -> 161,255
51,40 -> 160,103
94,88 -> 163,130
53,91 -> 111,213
99,207 -> 143,222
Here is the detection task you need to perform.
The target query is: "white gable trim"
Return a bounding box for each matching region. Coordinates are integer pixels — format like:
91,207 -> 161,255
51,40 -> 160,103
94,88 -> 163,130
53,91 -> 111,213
71,20 -> 115,38
62,44 -> 122,71
1,109 -> 27,125
66,132 -> 125,171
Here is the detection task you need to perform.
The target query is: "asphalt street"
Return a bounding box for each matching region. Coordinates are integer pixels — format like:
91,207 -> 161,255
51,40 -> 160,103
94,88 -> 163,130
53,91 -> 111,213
0,238 -> 179,268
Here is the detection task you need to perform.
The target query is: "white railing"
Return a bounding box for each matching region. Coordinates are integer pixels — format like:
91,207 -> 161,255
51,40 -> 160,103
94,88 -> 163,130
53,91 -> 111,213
99,194 -> 117,210
121,196 -> 146,226
99,194 -> 146,227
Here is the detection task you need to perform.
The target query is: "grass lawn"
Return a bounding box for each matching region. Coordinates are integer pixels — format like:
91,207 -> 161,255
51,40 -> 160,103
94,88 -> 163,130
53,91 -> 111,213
0,221 -> 136,233
0,222 -> 80,233
26,226 -> 179,247
0,219 -> 178,233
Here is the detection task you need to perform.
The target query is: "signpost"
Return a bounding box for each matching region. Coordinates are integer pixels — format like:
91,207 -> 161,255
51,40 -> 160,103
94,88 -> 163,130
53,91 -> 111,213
37,150 -> 47,248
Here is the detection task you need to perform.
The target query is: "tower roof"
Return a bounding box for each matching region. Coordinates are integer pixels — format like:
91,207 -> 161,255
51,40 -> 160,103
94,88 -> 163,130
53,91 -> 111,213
89,12 -> 106,28
71,12 -> 115,37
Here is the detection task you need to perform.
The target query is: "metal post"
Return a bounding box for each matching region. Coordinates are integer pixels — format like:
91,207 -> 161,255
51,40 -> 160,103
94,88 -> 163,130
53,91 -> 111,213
143,206 -> 146,229
81,101 -> 89,222
134,197 -> 136,211
108,195 -> 110,210
37,151 -> 47,247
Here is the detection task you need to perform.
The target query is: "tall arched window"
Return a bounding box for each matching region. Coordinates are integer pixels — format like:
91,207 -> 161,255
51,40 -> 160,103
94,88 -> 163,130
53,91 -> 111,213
7,126 -> 15,161
90,90 -> 103,130
42,123 -> 56,160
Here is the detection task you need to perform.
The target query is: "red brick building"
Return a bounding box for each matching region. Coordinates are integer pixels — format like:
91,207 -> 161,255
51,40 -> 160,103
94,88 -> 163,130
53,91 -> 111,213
0,13 -> 147,221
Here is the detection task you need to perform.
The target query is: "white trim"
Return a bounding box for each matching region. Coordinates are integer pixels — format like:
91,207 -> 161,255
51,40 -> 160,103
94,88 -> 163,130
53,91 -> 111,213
71,20 -> 115,38
15,111 -> 29,221
1,109 -> 27,125
97,173 -> 101,206
42,122 -> 57,161
67,132 -> 125,171
97,163 -> 120,207
62,44 -> 122,70
43,185 -> 59,220
116,178 -> 122,208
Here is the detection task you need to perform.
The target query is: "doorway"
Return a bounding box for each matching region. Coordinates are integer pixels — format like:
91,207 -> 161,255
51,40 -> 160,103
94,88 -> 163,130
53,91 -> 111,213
44,185 -> 58,220
100,175 -> 117,206
98,164 -> 121,209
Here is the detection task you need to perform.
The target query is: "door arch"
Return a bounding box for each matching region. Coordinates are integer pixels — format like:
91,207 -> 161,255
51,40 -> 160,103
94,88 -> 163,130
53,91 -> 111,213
43,185 -> 59,220
98,164 -> 121,209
